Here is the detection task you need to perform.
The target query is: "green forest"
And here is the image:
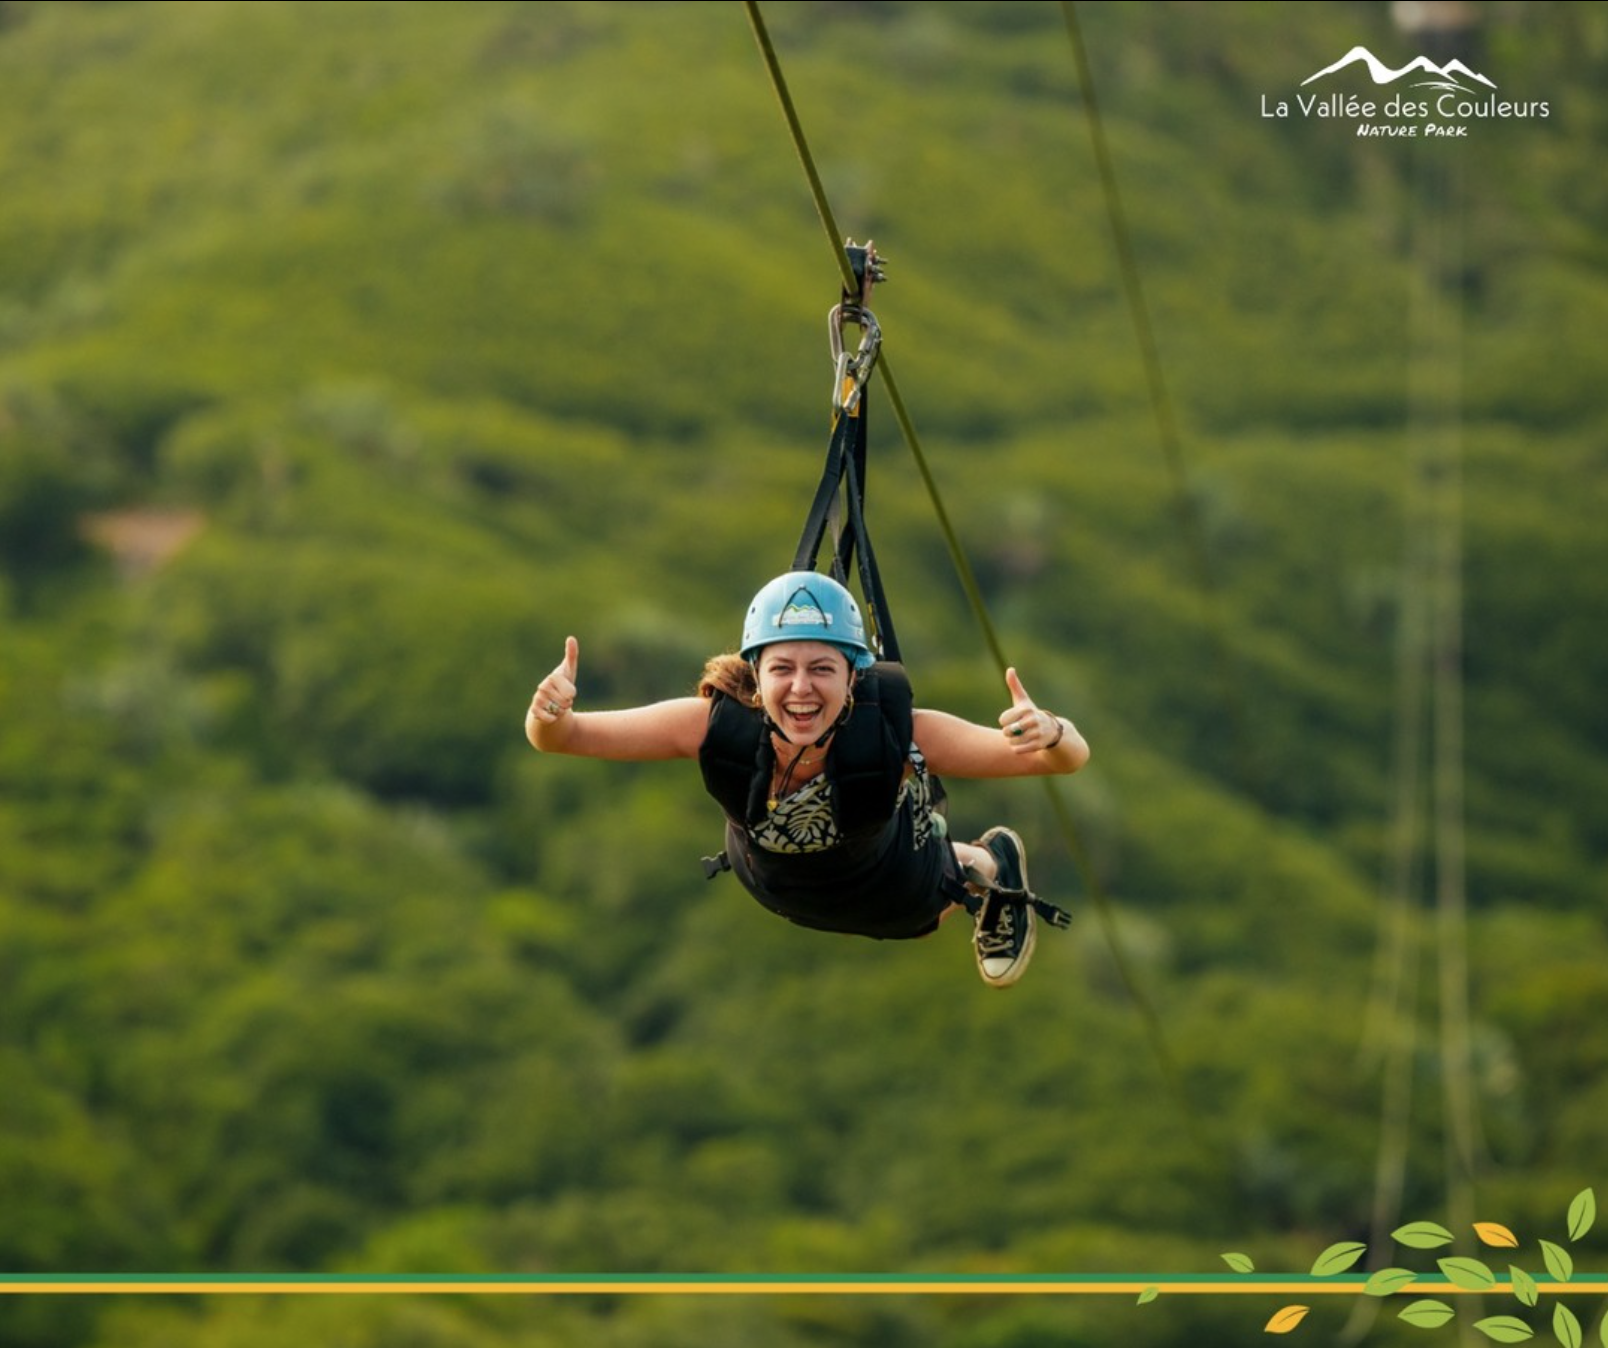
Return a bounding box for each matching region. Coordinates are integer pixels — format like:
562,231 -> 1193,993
2,2 -> 1606,1345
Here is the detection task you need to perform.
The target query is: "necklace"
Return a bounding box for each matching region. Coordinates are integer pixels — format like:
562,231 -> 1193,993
767,741 -> 829,811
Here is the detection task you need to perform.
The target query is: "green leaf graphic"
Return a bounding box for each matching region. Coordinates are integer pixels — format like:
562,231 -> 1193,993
1554,1304 -> 1583,1348
1400,1300 -> 1457,1329
1365,1268 -> 1420,1297
1440,1257 -> 1498,1291
1540,1240 -> 1574,1284
1396,1222 -> 1457,1249
1137,1286 -> 1159,1305
1599,1306 -> 1608,1348
1473,1316 -> 1535,1343
1312,1241 -> 1369,1276
1567,1189 -> 1596,1243
1222,1253 -> 1256,1273
1510,1265 -> 1540,1308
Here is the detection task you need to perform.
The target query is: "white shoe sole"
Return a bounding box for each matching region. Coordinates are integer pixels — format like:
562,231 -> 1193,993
979,916 -> 1036,987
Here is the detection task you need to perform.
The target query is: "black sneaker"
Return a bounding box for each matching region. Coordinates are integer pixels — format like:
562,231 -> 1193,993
971,826 -> 1036,988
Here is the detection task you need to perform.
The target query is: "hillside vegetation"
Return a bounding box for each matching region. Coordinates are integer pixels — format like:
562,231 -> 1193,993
1,3 -> 1606,1346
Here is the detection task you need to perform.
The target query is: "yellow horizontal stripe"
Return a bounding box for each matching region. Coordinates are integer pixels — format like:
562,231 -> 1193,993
5,1280 -> 1608,1297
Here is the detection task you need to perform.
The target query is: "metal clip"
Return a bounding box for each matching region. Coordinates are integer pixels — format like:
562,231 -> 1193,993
829,302 -> 881,414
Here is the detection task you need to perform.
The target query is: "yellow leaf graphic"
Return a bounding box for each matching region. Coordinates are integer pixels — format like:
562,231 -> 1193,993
1265,1305 -> 1311,1334
1475,1222 -> 1520,1248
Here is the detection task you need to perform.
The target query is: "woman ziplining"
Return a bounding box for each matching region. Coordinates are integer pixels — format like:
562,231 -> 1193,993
523,245 -> 1089,987
525,573 -> 1087,987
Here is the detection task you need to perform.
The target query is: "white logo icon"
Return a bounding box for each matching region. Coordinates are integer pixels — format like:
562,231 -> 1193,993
1302,46 -> 1496,94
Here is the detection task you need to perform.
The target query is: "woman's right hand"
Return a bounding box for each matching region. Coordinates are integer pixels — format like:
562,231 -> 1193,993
523,639 -> 706,761
529,636 -> 579,725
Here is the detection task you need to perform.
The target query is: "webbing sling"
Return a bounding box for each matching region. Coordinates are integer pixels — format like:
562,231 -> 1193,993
792,401 -> 900,660
790,248 -> 901,664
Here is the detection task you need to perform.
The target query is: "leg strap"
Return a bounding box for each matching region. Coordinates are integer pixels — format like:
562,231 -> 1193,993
964,869 -> 1073,930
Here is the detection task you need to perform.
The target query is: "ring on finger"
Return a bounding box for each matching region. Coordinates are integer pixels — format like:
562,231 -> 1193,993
1010,724 -> 1025,738
545,700 -> 562,715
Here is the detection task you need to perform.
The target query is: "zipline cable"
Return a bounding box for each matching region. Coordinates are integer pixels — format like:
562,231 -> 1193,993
1421,140 -> 1483,1288
1058,2 -> 1260,797
740,3 -> 1004,674
1342,358 -> 1433,1344
1349,73 -> 1482,1345
744,0 -> 1218,1165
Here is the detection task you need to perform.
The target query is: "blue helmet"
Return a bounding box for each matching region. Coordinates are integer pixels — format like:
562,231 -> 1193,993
741,571 -> 876,671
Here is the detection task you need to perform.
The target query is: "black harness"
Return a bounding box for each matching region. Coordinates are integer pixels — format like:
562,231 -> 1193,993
694,244 -> 1070,936
699,664 -> 914,848
699,248 -> 916,882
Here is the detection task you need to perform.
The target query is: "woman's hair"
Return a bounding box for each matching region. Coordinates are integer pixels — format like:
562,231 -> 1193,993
698,652 -> 757,704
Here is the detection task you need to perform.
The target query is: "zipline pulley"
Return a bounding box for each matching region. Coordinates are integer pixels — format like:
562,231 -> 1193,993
829,240 -> 885,415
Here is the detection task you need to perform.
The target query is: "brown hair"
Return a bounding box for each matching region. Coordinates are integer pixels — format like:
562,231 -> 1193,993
698,652 -> 758,704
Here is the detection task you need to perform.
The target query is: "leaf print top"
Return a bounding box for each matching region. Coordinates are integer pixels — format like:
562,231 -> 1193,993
749,744 -> 941,855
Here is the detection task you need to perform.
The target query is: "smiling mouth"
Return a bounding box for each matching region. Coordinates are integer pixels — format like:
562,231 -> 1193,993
775,701 -> 829,732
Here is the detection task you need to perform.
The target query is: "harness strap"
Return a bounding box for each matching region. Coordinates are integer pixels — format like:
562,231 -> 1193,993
792,379 -> 903,662
790,244 -> 901,664
967,881 -> 1074,931
1025,892 -> 1075,930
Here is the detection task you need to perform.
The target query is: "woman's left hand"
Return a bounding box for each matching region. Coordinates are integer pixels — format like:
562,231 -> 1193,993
913,671 -> 1087,778
998,668 -> 1060,754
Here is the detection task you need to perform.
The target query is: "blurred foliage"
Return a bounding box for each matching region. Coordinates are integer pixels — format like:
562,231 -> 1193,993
1,2 -> 1606,1347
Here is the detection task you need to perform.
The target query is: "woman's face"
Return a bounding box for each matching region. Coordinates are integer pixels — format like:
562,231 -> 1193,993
756,641 -> 853,744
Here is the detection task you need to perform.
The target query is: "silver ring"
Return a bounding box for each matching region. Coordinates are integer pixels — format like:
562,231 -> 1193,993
546,700 -> 562,715
1010,725 -> 1025,738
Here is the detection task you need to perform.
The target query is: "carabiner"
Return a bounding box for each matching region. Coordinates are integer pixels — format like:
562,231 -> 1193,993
829,302 -> 881,415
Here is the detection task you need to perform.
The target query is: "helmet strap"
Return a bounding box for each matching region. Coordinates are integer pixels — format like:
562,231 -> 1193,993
814,689 -> 854,747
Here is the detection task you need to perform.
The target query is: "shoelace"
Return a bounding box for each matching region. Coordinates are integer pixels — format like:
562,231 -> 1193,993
976,899 -> 1021,955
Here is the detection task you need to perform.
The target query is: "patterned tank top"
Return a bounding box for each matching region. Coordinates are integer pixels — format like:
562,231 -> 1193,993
748,744 -> 942,855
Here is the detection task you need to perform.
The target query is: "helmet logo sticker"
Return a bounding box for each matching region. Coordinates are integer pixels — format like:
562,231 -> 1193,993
775,589 -> 833,630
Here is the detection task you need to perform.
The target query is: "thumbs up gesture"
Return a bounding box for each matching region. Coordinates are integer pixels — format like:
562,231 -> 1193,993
530,636 -> 580,724
999,667 -> 1054,754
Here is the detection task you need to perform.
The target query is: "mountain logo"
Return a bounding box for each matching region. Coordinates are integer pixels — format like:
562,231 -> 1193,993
778,600 -> 832,630
1301,46 -> 1496,94
1260,43 -> 1545,135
